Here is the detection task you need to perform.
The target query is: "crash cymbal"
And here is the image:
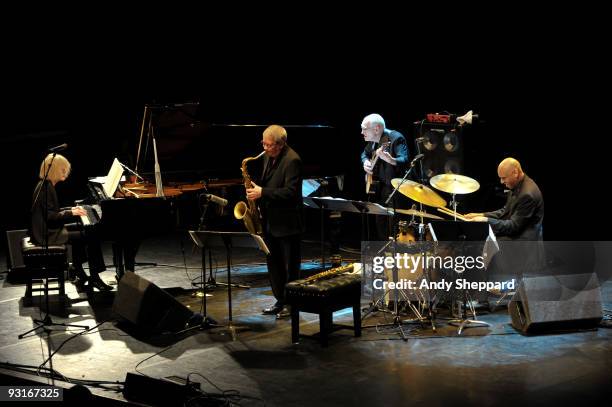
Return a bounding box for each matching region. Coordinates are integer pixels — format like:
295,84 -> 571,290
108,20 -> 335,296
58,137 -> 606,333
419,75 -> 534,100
394,208 -> 443,220
391,179 -> 447,208
429,174 -> 480,194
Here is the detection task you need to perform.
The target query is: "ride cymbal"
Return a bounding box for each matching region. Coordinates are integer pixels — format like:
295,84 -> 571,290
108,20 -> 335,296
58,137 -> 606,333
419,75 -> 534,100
429,174 -> 480,194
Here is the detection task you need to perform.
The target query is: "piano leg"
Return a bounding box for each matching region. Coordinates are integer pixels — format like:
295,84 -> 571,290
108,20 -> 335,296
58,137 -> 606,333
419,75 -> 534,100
123,242 -> 140,272
112,243 -> 125,281
113,241 -> 143,281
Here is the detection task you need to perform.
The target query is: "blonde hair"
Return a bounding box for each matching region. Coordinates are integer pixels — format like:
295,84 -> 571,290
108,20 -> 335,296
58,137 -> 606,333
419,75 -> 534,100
39,154 -> 71,183
263,125 -> 288,145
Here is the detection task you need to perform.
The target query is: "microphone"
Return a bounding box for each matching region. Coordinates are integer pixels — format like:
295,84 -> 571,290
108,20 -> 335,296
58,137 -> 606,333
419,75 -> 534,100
47,143 -> 68,153
203,193 -> 228,207
415,137 -> 425,143
410,153 -> 425,167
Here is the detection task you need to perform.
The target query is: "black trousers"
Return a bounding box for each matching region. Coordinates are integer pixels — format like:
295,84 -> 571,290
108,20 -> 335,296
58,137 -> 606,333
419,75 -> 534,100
265,233 -> 301,305
65,225 -> 106,277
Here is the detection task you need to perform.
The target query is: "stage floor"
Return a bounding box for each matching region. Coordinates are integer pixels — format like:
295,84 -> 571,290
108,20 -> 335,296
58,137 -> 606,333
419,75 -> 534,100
1,234 -> 611,406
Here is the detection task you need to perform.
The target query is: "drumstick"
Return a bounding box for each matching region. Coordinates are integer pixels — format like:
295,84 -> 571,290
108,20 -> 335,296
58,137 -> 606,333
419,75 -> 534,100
437,207 -> 470,222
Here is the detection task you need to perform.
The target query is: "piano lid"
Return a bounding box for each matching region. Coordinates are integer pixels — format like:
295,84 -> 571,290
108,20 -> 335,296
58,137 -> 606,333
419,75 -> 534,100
134,103 -> 339,184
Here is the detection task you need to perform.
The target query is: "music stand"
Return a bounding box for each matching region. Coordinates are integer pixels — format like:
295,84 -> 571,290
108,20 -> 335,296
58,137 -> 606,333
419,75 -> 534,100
186,231 -> 267,340
311,197 -> 367,267
428,220 -> 491,334
303,196 -> 324,266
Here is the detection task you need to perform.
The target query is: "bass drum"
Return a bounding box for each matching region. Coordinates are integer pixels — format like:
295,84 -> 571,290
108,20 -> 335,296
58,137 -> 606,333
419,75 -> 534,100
396,220 -> 432,243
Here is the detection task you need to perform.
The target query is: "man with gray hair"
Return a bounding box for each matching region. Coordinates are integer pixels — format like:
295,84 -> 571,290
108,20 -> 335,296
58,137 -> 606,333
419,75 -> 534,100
247,125 -> 303,318
360,113 -> 409,239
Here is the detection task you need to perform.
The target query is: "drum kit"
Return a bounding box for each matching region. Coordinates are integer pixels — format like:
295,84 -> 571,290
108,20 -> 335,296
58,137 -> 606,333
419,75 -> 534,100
367,172 -> 484,336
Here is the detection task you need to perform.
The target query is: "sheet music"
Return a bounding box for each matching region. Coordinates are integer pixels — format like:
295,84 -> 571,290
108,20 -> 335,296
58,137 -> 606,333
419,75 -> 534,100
250,234 -> 270,256
302,179 -> 320,197
188,230 -> 203,247
103,158 -> 124,198
482,225 -> 499,268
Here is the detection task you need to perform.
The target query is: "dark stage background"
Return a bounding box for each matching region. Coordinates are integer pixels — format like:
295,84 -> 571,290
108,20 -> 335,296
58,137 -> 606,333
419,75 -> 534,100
0,63 -> 604,249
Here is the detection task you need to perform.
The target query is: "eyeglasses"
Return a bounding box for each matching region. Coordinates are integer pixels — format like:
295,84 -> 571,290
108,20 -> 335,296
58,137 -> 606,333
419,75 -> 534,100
261,141 -> 277,149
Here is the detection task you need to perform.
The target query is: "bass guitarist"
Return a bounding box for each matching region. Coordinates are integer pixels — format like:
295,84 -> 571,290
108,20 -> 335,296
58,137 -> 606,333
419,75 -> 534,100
360,113 -> 409,240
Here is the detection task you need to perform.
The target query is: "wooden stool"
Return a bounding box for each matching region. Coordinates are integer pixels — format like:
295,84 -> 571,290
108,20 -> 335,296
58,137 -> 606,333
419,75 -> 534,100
285,273 -> 361,347
21,237 -> 67,304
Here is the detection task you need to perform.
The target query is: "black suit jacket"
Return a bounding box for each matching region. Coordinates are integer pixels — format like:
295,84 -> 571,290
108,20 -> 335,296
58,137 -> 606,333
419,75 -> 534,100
485,175 -> 544,240
31,180 -> 73,245
259,145 -> 304,238
360,129 -> 409,202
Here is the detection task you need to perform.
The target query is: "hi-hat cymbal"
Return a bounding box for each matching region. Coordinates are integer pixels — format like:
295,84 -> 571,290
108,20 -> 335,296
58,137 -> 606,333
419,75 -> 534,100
429,174 -> 480,194
393,208 -> 443,220
391,179 -> 447,208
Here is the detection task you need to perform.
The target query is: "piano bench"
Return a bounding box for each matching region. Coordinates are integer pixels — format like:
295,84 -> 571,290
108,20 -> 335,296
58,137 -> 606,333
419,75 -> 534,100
21,237 -> 68,302
285,273 -> 362,347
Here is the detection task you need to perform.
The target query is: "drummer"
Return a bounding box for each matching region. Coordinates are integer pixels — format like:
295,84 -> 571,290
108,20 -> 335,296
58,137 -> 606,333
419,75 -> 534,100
360,113 -> 409,239
465,157 -> 544,240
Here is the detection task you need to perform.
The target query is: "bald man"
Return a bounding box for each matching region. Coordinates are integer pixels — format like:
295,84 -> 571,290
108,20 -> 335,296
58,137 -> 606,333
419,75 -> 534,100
465,158 -> 544,240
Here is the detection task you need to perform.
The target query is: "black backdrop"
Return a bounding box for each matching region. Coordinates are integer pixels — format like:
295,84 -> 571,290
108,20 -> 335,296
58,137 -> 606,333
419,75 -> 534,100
0,51 -> 605,247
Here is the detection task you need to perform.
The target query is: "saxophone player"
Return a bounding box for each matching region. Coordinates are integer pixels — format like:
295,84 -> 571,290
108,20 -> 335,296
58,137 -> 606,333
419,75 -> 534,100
246,125 -> 304,319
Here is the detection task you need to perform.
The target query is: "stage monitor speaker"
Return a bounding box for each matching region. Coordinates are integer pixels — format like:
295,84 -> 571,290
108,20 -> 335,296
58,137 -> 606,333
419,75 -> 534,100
5,229 -> 28,283
509,273 -> 603,334
113,272 -> 193,333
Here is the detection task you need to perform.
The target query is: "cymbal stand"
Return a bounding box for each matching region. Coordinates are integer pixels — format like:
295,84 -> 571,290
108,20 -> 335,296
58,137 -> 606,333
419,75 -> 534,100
361,238 -> 420,341
362,165 -> 424,340
400,219 -> 438,333
448,289 -> 490,335
449,193 -> 459,221
448,238 -> 490,335
361,239 -> 396,322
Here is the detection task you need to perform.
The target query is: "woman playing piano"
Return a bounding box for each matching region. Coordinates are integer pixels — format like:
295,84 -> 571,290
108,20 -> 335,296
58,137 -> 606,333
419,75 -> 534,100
31,154 -> 113,291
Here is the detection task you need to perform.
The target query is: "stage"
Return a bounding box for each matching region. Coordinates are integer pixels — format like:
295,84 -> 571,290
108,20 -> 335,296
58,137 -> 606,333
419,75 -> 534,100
1,234 -> 611,406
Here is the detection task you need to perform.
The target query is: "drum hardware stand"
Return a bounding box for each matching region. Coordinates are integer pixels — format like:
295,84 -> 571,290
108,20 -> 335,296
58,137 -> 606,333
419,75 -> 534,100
447,239 -> 490,335
361,164 -> 425,340
399,219 -> 438,333
449,193 -> 459,221
448,288 -> 490,335
361,237 -> 421,341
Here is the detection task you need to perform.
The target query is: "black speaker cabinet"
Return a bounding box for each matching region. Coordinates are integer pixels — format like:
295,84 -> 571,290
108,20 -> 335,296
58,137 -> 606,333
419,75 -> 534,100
113,272 -> 193,333
509,273 -> 603,334
5,229 -> 29,283
418,124 -> 463,179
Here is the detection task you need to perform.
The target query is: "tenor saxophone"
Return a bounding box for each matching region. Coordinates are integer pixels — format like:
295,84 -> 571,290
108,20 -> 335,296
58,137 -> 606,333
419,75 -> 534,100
234,151 -> 266,235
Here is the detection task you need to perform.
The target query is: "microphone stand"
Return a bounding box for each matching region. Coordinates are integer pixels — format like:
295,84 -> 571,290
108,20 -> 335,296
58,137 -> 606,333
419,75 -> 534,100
198,195 -> 249,291
415,137 -> 427,185
118,161 -> 145,183
186,196 -> 220,329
